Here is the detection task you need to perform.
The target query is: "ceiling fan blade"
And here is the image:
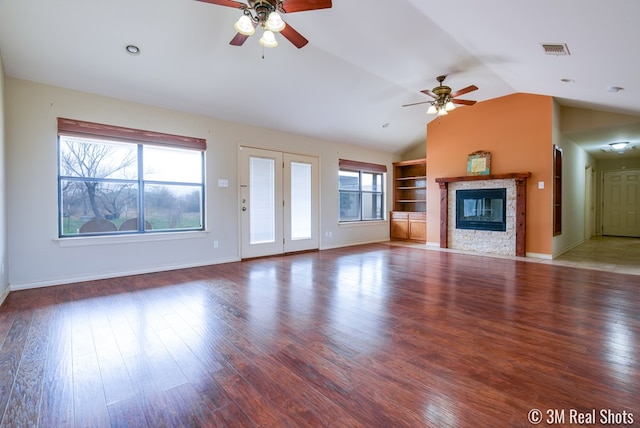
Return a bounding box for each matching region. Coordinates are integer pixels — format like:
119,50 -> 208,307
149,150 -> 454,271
195,0 -> 246,9
451,85 -> 478,98
280,23 -> 309,48
402,101 -> 431,107
280,0 -> 332,13
452,99 -> 477,106
230,32 -> 251,46
420,89 -> 437,99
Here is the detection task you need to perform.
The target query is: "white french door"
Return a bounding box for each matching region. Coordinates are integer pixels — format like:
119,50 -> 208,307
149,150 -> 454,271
239,146 -> 319,258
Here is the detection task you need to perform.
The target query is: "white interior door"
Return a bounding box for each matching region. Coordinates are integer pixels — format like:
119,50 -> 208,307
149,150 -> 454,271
602,169 -> 640,237
240,147 -> 319,258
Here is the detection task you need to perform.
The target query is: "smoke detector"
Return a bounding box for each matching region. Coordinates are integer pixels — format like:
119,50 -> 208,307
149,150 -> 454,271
541,43 -> 570,56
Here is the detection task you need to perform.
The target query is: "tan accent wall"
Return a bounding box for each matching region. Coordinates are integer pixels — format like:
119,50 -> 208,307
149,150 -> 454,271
426,93 -> 553,256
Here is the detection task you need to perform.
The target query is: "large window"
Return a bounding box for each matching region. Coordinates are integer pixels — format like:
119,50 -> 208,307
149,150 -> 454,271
58,118 -> 206,237
339,159 -> 386,222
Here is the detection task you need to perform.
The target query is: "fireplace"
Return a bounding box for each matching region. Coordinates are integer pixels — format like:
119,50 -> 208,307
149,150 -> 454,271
435,172 -> 531,257
456,188 -> 506,231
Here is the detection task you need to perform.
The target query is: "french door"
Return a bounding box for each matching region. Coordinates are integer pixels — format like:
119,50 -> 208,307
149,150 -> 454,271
239,146 -> 319,258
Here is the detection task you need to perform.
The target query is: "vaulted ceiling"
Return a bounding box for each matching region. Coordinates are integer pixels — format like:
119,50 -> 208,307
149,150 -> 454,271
1,0 -> 639,159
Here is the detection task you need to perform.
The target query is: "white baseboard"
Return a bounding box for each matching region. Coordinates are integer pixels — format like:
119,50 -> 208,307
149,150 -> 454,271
525,252 -> 553,260
320,238 -> 388,251
552,239 -> 585,259
9,257 -> 240,291
0,285 -> 9,307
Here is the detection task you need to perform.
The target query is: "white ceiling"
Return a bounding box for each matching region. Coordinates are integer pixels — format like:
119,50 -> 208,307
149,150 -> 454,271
1,0 -> 640,159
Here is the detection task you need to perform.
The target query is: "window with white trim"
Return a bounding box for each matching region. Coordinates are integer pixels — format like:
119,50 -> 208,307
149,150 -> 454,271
57,118 -> 206,237
338,159 -> 386,222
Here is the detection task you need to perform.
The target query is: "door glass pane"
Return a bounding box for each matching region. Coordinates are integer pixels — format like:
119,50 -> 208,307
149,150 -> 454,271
291,162 -> 312,240
250,157 -> 275,244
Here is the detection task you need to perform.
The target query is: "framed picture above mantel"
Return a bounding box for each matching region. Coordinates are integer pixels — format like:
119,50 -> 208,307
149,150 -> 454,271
467,151 -> 491,176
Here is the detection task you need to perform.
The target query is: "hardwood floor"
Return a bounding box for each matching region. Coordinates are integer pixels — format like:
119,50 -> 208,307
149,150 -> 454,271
0,243 -> 638,427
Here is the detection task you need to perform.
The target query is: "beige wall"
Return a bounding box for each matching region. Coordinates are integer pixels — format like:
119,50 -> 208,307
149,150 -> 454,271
6,78 -> 396,289
400,140 -> 426,161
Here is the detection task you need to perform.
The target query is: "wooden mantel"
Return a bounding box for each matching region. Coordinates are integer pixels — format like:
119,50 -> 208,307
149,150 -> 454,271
435,172 -> 532,257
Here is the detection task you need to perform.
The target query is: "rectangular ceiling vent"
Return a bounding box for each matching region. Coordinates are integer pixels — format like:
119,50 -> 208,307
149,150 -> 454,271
541,43 -> 570,56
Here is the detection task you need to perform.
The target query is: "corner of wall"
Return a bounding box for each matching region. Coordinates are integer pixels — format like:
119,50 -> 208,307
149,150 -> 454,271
0,52 -> 8,302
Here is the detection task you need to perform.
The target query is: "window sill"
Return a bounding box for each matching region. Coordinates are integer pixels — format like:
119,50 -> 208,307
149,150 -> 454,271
54,230 -> 208,247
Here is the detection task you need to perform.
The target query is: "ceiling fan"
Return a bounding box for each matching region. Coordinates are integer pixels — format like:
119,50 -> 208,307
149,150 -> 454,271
196,0 -> 332,49
403,75 -> 478,116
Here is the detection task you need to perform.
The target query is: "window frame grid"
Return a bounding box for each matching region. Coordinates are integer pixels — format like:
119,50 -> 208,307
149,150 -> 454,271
57,118 -> 206,238
339,168 -> 385,223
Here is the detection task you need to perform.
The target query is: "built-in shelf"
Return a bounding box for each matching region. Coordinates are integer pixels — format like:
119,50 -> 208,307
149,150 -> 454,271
391,158 -> 427,242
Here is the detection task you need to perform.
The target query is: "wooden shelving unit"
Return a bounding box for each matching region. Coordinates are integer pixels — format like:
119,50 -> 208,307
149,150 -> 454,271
390,158 -> 426,242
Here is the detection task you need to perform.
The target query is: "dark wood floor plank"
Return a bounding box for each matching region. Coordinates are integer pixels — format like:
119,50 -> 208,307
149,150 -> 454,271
106,395 -> 148,428
0,311 -> 33,426
211,367 -> 300,427
1,307 -> 53,427
39,305 -> 74,427
0,243 -> 639,426
72,352 -> 110,427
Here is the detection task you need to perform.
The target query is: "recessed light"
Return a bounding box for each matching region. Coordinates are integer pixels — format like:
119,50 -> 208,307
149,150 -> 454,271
609,142 -> 629,150
125,44 -> 140,55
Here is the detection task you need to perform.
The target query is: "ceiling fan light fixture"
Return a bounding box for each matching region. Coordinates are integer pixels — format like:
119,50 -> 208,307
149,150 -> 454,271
234,15 -> 256,36
266,12 -> 285,32
427,104 -> 438,115
437,107 -> 448,116
259,30 -> 278,48
610,142 -> 629,151
445,100 -> 456,111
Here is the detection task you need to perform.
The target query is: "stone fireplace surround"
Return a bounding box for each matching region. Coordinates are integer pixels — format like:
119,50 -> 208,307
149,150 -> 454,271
435,173 -> 531,257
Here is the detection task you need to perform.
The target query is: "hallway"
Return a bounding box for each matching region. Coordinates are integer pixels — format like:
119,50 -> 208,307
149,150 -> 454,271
551,236 -> 640,276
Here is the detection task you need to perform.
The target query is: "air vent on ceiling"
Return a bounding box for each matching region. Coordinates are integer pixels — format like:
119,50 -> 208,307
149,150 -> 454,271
541,43 -> 570,56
